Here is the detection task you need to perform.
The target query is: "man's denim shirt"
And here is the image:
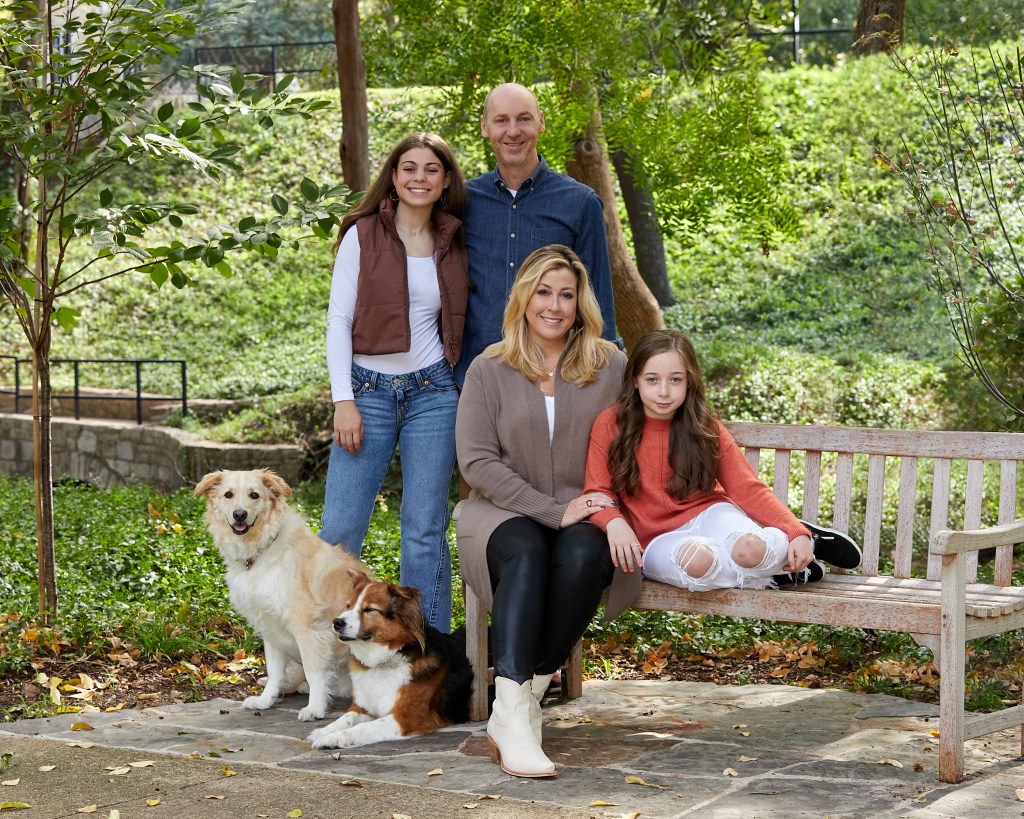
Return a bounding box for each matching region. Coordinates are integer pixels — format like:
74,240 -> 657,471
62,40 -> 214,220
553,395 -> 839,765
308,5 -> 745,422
455,156 -> 619,387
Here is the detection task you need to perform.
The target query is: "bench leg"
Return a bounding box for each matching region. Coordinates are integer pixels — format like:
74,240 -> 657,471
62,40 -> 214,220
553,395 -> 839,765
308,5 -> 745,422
565,637 -> 584,700
465,583 -> 490,722
938,553 -> 967,783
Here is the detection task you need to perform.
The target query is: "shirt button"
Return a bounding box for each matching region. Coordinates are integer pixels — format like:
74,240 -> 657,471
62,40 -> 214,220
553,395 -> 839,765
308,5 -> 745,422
512,204 -> 517,209
509,262 -> 515,267
510,233 -> 515,237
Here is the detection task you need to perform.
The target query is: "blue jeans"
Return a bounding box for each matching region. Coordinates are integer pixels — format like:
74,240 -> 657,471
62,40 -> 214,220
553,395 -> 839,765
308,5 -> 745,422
320,358 -> 458,632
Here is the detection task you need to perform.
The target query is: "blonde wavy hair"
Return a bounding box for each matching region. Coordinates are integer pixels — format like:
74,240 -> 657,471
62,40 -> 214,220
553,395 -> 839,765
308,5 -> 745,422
488,244 -> 615,385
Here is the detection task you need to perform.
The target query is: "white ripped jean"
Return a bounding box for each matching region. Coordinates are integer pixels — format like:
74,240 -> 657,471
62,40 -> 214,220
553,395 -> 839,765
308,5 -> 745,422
641,502 -> 789,592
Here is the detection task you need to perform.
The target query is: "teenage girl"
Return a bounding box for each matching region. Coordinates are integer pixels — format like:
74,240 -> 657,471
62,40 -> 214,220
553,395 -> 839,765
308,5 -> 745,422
584,329 -> 859,591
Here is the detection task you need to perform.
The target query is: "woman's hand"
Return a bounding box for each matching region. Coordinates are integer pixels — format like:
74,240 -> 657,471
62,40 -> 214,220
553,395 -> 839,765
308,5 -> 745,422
607,517 -> 643,574
333,400 -> 364,453
783,534 -> 814,573
559,492 -> 615,528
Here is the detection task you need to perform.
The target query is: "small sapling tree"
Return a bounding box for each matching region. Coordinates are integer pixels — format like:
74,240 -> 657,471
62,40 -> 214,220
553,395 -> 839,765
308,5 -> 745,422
0,0 -> 358,620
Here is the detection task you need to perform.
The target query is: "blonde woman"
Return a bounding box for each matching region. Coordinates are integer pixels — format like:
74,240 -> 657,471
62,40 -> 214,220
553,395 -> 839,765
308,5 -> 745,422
455,245 -> 627,778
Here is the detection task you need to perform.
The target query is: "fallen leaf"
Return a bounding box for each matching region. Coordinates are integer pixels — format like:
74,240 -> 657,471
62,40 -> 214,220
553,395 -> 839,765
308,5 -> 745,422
1015,788 -> 1024,802
205,796 -> 225,800
286,811 -> 302,818
723,767 -> 738,777
427,768 -> 443,777
623,775 -> 667,789
0,756 -> 12,775
737,756 -> 758,762
67,742 -> 96,749
740,732 -> 750,737
145,799 -> 160,807
108,811 -> 120,819
128,761 -> 155,768
877,759 -> 903,768
392,814 -> 412,819
0,804 -> 32,812
732,724 -> 747,729
221,766 -> 236,777
618,813 -> 642,819
588,801 -> 617,807
107,767 -> 131,776
477,795 -> 501,800
37,766 -> 56,772
71,722 -> 95,732
913,763 -> 924,772
77,808 -> 98,814
462,805 -> 479,811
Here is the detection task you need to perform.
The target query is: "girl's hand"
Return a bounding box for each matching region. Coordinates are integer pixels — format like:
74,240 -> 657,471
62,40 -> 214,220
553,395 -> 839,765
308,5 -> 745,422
784,534 -> 814,573
560,492 -> 615,528
607,517 -> 643,574
333,400 -> 364,453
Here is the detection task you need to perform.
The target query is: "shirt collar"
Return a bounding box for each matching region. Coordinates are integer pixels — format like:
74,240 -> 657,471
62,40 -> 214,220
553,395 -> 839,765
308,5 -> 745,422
493,155 -> 551,193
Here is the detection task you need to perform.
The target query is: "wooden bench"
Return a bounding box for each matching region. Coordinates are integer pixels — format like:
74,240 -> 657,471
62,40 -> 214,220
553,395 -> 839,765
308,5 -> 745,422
462,421 -> 1024,783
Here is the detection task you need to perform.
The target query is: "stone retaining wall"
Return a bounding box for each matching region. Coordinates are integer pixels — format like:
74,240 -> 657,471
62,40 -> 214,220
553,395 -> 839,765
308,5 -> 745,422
0,413 -> 303,493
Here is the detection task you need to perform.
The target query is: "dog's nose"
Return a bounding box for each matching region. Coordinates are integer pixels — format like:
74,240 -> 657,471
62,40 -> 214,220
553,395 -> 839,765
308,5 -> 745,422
232,509 -> 248,523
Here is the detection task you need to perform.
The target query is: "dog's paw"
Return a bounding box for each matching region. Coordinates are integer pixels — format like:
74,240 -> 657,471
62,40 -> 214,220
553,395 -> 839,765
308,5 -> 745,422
243,694 -> 277,711
309,729 -> 354,750
297,703 -> 328,722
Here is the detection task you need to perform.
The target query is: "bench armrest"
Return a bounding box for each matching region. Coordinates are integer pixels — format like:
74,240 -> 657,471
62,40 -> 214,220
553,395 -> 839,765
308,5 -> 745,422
930,518 -> 1024,555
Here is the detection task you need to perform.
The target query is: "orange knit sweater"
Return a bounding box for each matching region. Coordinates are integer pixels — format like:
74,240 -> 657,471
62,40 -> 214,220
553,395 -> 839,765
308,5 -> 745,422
584,407 -> 810,548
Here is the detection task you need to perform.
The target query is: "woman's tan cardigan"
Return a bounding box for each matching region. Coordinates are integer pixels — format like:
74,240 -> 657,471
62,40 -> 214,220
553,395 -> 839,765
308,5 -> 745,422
455,346 -> 639,618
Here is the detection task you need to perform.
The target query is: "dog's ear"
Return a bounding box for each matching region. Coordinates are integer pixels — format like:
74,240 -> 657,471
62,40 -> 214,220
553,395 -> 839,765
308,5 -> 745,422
259,469 -> 293,500
347,567 -> 372,586
193,471 -> 223,499
389,584 -> 426,652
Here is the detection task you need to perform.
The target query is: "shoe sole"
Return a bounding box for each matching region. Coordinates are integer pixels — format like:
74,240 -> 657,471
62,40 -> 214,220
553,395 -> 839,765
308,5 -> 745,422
802,521 -> 861,569
486,733 -> 558,778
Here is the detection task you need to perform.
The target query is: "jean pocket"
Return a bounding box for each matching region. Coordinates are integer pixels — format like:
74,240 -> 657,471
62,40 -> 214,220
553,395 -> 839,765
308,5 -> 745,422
351,377 -> 372,397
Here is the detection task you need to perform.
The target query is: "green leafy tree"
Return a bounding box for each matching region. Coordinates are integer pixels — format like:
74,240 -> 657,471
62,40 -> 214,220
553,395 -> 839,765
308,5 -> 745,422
0,0 -> 357,620
882,45 -> 1024,424
361,0 -> 796,345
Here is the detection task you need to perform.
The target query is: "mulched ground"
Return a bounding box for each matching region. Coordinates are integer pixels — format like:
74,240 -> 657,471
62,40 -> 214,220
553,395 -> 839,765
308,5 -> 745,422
0,638 -> 943,722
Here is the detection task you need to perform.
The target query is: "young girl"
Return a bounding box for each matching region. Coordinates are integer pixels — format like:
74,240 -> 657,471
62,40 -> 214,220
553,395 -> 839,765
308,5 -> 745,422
584,329 -> 859,593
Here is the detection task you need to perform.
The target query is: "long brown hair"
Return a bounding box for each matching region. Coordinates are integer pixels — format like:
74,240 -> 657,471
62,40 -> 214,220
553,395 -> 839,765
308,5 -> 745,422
608,330 -> 720,499
487,244 -> 614,384
334,132 -> 466,247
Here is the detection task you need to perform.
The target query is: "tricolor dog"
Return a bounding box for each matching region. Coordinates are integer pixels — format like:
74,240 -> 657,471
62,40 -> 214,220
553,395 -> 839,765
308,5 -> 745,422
308,570 -> 474,749
194,469 -> 370,721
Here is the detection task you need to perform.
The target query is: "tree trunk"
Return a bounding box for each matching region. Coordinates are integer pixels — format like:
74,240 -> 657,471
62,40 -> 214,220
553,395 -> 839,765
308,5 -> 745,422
566,110 -> 664,353
853,0 -> 904,56
611,149 -> 675,307
33,170 -> 57,622
332,0 -> 370,192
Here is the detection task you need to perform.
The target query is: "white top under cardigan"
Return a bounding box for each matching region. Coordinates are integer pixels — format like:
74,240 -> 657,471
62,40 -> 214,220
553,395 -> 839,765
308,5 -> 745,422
326,229 -> 445,402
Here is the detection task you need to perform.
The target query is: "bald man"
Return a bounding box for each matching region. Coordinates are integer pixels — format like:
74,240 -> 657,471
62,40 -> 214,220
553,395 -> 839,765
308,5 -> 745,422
454,83 -> 619,386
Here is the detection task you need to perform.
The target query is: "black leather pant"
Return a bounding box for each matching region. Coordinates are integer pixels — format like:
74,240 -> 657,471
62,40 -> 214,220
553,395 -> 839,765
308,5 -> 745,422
486,517 -> 615,684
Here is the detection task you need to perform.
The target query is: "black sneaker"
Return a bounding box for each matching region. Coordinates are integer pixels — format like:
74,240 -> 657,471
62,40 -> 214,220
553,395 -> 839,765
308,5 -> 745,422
773,559 -> 825,587
802,521 -> 861,569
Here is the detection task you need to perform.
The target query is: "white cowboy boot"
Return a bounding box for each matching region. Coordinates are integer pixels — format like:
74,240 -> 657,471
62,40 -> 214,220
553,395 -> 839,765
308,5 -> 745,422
528,672 -> 555,743
486,677 -> 556,778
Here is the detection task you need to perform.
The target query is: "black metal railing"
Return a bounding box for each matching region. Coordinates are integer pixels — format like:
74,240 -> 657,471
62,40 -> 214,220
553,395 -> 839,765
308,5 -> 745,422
0,356 -> 188,425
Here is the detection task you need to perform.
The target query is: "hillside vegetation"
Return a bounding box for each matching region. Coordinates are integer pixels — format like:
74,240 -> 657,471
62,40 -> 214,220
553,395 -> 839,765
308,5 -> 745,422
0,53 -> 1006,432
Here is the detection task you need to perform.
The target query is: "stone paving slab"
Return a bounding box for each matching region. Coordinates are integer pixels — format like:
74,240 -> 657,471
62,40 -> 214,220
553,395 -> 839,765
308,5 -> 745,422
2,680 -> 1024,818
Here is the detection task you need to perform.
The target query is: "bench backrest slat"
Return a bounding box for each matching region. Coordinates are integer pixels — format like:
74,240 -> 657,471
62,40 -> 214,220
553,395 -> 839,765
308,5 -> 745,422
725,422 -> 1024,585
965,460 -> 986,580
834,453 -> 855,535
773,449 -> 791,502
997,460 -> 1020,584
803,451 -> 822,521
896,457 -> 918,578
927,459 -> 953,580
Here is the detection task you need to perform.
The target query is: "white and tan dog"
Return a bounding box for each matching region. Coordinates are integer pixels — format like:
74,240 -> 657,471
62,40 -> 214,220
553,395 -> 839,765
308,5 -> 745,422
194,469 -> 369,721
308,569 -> 474,749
